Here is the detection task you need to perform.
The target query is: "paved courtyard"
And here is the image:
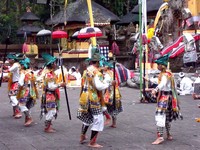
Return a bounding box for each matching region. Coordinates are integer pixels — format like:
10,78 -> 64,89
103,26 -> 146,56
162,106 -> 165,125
0,83 -> 200,150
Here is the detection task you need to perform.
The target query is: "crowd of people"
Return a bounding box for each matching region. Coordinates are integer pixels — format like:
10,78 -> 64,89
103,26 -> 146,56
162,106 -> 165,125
0,49 -> 124,148
2,48 -> 200,147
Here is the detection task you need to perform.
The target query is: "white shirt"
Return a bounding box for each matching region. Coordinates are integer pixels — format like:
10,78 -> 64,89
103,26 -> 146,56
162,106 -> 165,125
9,63 -> 20,82
71,71 -> 82,86
179,77 -> 194,95
93,73 -> 110,91
156,74 -> 172,92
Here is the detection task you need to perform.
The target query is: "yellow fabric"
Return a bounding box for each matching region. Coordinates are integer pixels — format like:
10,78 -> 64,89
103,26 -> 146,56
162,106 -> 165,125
79,65 -> 103,112
17,69 -> 38,102
154,3 -> 169,28
7,72 -> 12,91
147,28 -> 155,40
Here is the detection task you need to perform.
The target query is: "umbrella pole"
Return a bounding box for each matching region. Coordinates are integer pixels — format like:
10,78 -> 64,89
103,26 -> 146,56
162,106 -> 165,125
87,0 -> 97,46
57,43 -> 72,120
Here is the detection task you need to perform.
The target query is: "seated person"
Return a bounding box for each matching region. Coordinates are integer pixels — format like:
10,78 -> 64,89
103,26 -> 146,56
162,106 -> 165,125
177,72 -> 194,95
68,66 -> 81,86
192,76 -> 200,99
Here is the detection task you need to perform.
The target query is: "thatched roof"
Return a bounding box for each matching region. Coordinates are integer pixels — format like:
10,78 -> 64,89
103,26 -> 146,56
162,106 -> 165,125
17,25 -> 42,36
117,12 -> 139,25
20,12 -> 40,21
131,0 -> 163,14
45,0 -> 119,26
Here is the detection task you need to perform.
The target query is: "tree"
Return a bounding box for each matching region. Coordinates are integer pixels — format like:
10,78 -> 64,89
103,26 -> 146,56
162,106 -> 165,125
0,0 -> 137,43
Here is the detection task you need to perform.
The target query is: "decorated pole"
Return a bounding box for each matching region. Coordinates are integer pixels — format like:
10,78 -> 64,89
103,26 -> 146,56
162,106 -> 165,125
64,0 -> 68,25
58,43 -> 71,120
142,0 -> 148,89
139,0 -> 143,99
87,0 -> 97,46
112,25 -> 117,110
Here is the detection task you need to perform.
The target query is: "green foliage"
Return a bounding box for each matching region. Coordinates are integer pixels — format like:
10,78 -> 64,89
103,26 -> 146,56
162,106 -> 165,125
0,0 -> 137,43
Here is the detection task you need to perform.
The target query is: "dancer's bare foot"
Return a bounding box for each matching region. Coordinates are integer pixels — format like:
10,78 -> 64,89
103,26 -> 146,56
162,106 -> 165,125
192,94 -> 199,100
80,135 -> 87,144
152,137 -> 164,145
167,134 -> 173,140
195,118 -> 200,122
110,124 -> 116,128
104,119 -> 111,125
88,143 -> 103,148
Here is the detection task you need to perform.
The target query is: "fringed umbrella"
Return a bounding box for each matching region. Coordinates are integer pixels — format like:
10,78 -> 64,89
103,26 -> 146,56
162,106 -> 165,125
51,30 -> 68,39
77,27 -> 102,38
51,29 -> 71,120
37,29 -> 51,36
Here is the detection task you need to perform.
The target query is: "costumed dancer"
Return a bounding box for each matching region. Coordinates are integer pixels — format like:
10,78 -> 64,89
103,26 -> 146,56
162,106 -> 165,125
151,54 -> 182,145
102,61 -> 123,128
40,53 -> 66,133
6,53 -> 22,119
17,57 -> 38,126
77,47 -> 115,148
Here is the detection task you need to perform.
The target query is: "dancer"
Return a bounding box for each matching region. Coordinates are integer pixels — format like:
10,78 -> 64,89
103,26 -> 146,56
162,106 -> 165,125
6,53 -> 22,119
40,53 -> 66,133
18,57 -> 38,126
77,47 -> 115,148
102,61 -> 123,128
151,54 -> 182,145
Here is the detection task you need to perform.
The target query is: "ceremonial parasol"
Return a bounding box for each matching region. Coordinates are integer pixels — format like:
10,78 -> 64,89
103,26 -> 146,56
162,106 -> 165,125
51,30 -> 68,39
72,31 -> 79,38
51,29 -> 71,120
77,26 -> 102,38
36,29 -> 51,36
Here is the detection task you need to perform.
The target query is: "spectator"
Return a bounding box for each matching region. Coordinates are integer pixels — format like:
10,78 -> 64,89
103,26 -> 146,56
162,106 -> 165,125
177,72 -> 194,95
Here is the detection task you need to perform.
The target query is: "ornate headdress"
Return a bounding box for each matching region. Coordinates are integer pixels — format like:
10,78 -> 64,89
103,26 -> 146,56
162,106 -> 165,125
41,53 -> 57,66
155,53 -> 170,67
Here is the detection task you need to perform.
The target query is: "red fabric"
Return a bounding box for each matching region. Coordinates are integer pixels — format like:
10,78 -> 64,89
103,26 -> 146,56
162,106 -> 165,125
142,34 -> 148,45
22,42 -> 29,53
111,42 -> 120,55
161,35 -> 183,56
170,45 -> 184,58
52,30 -> 68,39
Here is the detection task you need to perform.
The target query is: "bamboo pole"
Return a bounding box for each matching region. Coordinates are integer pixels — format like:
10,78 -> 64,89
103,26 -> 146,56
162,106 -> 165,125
141,0 -> 148,89
139,0 -> 143,99
86,0 -> 97,46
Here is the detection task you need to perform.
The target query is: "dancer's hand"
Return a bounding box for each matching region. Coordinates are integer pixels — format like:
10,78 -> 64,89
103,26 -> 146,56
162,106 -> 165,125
59,82 -> 66,87
111,80 -> 116,86
151,89 -> 156,96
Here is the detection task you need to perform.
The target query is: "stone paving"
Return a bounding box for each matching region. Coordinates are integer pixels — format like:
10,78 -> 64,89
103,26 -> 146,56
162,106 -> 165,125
0,83 -> 200,150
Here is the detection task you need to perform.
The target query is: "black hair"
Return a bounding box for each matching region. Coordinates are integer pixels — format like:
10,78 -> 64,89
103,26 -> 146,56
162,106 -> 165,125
71,68 -> 76,72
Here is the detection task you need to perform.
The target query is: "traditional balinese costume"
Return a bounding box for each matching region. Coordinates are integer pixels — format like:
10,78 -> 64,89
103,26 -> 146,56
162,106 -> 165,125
7,53 -> 22,119
102,61 -> 123,128
152,54 -> 182,145
77,47 -> 111,148
40,53 -> 62,133
18,58 -> 38,126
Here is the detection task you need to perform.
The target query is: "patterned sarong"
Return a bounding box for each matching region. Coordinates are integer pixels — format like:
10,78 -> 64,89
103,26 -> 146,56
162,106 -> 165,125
8,82 -> 19,96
